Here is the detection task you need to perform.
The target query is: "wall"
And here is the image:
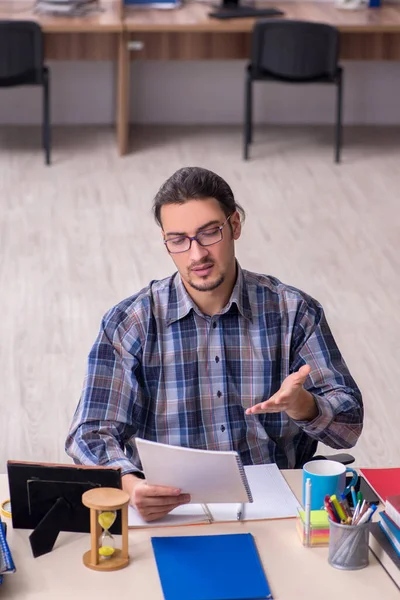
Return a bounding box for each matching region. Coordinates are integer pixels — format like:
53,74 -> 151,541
1,60 -> 400,125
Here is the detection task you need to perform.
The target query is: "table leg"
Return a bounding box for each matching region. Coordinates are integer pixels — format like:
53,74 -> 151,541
117,31 -> 130,156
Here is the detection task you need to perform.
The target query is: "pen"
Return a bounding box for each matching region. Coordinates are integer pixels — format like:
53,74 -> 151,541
324,495 -> 338,522
328,498 -> 341,523
201,503 -> 213,523
305,478 -> 312,546
331,495 -> 346,522
357,507 -> 374,526
367,504 -> 378,522
340,492 -> 351,516
352,500 -> 361,524
353,500 -> 369,525
358,499 -> 367,517
338,497 -> 349,520
236,503 -> 244,521
350,486 -> 357,509
357,490 -> 363,504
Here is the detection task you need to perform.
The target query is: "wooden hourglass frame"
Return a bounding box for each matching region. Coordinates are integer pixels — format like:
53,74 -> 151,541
82,487 -> 130,571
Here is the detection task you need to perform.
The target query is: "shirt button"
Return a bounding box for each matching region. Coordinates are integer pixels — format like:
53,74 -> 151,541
217,390 -> 222,398
220,425 -> 226,432
212,322 -> 217,329
215,356 -> 220,363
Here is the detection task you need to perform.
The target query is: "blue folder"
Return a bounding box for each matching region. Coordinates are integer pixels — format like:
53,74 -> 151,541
151,532 -> 273,600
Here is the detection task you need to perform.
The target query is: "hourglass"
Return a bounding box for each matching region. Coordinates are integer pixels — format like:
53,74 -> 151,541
82,487 -> 130,571
98,509 -> 117,558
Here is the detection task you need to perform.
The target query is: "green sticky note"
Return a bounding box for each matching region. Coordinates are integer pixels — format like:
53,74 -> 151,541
299,510 -> 329,528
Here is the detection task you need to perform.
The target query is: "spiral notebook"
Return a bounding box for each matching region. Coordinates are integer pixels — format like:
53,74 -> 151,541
129,463 -> 300,527
135,438 -> 253,504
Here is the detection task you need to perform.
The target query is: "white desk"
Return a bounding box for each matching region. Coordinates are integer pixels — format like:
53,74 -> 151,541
0,471 -> 398,599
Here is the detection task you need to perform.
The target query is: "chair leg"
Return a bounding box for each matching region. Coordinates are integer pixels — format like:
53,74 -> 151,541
249,79 -> 253,145
244,72 -> 253,161
335,70 -> 343,164
43,70 -> 51,165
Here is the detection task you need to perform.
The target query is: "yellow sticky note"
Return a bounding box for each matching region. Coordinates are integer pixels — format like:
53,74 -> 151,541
299,510 -> 329,528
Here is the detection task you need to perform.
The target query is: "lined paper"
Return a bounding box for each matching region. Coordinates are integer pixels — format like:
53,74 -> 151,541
210,464 -> 301,522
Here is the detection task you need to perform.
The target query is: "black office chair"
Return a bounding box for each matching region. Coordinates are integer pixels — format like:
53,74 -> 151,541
244,20 -> 343,163
0,21 -> 51,165
313,453 -> 355,466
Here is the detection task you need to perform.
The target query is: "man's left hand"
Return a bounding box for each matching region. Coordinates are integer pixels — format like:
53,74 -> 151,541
245,364 -> 318,421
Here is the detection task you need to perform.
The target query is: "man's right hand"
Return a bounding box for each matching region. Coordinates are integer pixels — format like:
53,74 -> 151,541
122,473 -> 191,522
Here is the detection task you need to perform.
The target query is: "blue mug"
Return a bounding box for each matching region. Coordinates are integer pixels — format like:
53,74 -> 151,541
302,460 -> 358,510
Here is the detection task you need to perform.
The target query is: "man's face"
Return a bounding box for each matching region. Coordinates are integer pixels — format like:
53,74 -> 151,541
160,198 -> 241,294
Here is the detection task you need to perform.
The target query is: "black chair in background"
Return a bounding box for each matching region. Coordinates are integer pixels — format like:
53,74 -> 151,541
244,20 -> 343,164
312,453 -> 355,466
0,21 -> 51,165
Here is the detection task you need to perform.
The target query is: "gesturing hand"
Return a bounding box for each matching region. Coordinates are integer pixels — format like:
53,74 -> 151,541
245,364 -> 318,421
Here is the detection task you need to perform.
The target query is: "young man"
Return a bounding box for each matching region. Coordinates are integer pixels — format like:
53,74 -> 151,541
66,167 -> 363,521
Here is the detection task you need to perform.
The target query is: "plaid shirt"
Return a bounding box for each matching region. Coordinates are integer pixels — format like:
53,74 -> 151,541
66,265 -> 363,475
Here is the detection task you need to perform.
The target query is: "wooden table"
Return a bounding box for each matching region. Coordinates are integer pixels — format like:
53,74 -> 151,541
2,2 -> 400,155
0,0 -> 130,155
0,470 -> 399,599
124,2 -> 400,55
121,1 -> 400,153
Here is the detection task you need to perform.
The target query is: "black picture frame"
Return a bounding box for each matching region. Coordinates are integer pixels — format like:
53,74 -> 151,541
7,461 -> 122,557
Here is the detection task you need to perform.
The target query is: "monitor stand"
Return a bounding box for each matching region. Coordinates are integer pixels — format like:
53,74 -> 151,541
29,497 -> 71,558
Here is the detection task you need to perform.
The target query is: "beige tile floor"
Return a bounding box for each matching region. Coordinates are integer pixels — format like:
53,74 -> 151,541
0,125 -> 399,473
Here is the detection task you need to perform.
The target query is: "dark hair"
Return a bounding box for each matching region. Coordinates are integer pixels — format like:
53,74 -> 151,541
153,167 -> 246,227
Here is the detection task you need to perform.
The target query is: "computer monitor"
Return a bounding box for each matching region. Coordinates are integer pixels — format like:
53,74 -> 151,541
221,0 -> 243,8
7,461 -> 122,558
209,0 -> 284,20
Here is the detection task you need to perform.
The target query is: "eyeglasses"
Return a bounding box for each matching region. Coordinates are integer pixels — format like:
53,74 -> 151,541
164,215 -> 232,254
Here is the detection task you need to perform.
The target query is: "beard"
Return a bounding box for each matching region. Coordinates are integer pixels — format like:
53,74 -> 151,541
187,274 -> 225,292
186,259 -> 225,292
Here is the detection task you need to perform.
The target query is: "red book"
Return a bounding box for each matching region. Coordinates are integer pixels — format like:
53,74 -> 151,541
386,495 -> 400,530
359,468 -> 400,502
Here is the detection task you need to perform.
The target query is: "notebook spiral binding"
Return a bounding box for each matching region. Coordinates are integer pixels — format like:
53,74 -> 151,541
236,456 -> 254,503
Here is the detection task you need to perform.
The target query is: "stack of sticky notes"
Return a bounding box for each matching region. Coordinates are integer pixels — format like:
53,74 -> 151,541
296,509 -> 330,547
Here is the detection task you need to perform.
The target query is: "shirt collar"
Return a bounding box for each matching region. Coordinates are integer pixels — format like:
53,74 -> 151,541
166,263 -> 253,326
226,264 -> 253,322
